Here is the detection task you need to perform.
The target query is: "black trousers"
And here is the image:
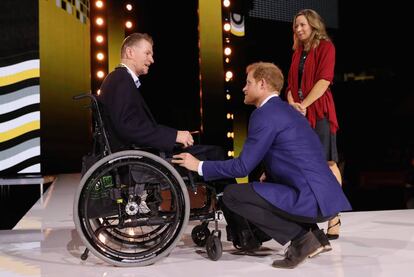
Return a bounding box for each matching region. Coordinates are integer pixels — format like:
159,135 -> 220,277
176,144 -> 226,161
171,144 -> 234,194
222,183 -> 319,245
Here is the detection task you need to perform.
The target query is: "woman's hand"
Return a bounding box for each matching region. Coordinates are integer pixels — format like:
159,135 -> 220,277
290,102 -> 307,116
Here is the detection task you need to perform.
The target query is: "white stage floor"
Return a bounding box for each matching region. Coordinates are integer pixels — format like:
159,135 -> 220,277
1,173 -> 414,277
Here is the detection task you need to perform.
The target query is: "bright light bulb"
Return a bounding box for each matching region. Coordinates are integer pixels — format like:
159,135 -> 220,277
223,23 -> 231,32
125,21 -> 133,29
96,53 -> 104,60
97,71 -> 105,78
96,17 -> 104,26
96,35 -> 104,43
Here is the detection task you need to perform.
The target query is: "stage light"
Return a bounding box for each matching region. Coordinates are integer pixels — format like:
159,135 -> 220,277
227,132 -> 234,138
97,89 -> 101,95
225,58 -> 230,63
227,150 -> 234,157
125,21 -> 133,29
226,94 -> 231,100
223,0 -> 230,8
223,23 -> 231,32
97,70 -> 105,78
95,1 -> 104,8
95,35 -> 104,43
225,71 -> 233,79
96,52 -> 105,61
96,17 -> 104,26
224,47 -> 232,56
226,113 -> 234,120
126,4 -> 133,11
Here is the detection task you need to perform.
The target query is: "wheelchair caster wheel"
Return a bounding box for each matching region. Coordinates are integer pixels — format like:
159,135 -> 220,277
81,248 -> 89,261
191,224 -> 210,247
206,235 -> 222,261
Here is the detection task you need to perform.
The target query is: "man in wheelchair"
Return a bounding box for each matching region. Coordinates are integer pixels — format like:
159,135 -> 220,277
97,31 -> 229,187
73,32 -> 236,266
95,29 -> 232,212
172,62 -> 352,269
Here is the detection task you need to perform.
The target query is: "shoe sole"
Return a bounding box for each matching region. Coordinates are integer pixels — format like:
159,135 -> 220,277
308,245 -> 332,258
327,234 -> 339,240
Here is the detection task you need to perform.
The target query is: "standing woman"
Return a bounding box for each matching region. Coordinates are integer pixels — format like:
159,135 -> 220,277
286,9 -> 342,239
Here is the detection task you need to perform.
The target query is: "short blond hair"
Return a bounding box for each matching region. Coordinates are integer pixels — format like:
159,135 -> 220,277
121,33 -> 153,58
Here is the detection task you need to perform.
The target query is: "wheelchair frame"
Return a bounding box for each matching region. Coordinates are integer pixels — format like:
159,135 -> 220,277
72,93 -> 223,266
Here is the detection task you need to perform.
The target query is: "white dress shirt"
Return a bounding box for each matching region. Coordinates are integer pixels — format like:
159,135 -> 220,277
120,63 -> 141,88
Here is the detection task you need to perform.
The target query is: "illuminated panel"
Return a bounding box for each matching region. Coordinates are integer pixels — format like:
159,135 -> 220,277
0,1 -> 40,176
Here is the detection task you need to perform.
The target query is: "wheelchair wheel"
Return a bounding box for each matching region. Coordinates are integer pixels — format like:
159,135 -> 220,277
73,150 -> 190,267
191,223 -> 210,247
206,235 -> 222,261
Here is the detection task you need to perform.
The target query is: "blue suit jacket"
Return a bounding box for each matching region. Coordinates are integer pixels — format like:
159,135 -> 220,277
98,67 -> 177,152
203,97 -> 351,219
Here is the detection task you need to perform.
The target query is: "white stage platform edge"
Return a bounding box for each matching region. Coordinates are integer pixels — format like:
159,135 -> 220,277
1,173 -> 414,277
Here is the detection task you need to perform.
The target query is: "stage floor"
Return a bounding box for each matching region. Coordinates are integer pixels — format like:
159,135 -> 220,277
1,173 -> 413,277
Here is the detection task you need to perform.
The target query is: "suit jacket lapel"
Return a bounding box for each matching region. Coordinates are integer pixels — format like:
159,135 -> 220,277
117,66 -> 157,124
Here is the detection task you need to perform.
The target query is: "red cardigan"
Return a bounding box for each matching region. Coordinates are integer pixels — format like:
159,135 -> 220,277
286,40 -> 339,134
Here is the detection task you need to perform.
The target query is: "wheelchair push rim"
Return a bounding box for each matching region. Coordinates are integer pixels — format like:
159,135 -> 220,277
73,150 -> 190,267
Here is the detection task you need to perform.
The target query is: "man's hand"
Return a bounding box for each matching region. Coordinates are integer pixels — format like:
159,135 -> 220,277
171,152 -> 199,172
176,131 -> 194,148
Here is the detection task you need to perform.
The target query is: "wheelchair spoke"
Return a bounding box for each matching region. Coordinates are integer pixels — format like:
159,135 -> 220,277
74,150 -> 190,266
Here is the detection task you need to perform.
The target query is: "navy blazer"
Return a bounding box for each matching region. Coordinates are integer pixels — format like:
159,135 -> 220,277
98,67 -> 177,152
203,97 -> 351,219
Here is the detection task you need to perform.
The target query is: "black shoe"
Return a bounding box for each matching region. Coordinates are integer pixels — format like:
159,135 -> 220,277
226,225 -> 233,242
327,215 -> 341,240
236,229 -> 261,251
252,227 -> 272,244
272,231 -> 322,269
308,229 -> 332,258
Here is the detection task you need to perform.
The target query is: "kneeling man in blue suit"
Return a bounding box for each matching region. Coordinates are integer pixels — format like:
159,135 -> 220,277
172,62 -> 351,269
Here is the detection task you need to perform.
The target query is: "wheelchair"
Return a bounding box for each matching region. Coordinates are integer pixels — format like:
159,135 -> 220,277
72,93 -> 223,266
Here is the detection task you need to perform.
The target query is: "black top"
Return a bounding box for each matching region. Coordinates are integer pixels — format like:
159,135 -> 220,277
98,67 -> 177,152
298,50 -> 308,101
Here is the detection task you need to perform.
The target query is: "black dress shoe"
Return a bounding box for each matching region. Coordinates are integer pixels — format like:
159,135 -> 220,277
236,229 -> 261,251
272,231 -> 322,269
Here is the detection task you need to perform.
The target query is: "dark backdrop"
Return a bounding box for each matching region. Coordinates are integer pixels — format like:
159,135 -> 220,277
132,0 -> 201,133
236,1 -> 414,210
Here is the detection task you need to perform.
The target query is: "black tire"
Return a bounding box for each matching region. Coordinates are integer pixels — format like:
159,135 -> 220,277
206,235 -> 223,261
73,150 -> 190,267
191,224 -> 210,247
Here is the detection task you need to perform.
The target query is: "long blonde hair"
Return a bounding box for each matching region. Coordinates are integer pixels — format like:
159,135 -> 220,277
292,9 -> 330,51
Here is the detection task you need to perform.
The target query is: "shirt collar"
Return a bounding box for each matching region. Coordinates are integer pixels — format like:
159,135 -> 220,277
120,63 -> 141,88
259,93 -> 278,107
